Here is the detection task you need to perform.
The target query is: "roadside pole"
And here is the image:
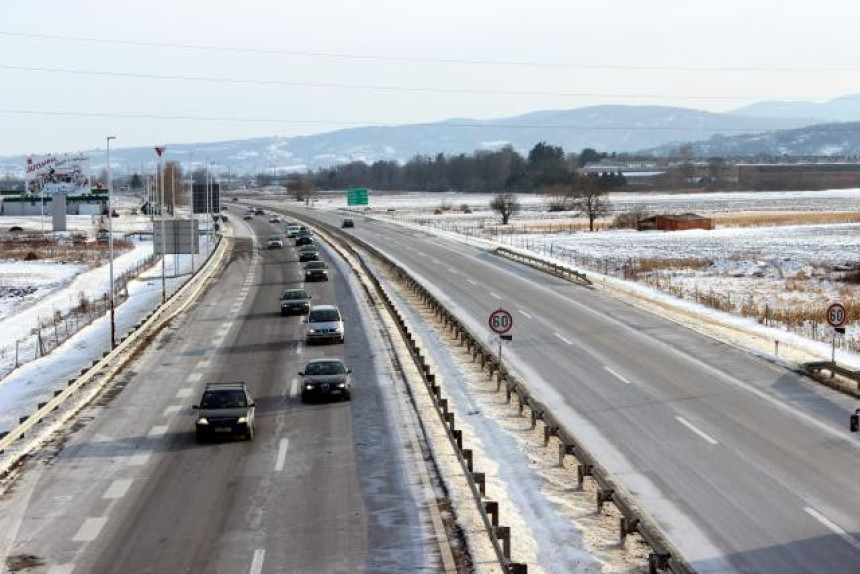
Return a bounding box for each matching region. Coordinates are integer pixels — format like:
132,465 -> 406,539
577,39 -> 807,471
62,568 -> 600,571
188,172 -> 195,274
155,146 -> 167,303
106,136 -> 117,348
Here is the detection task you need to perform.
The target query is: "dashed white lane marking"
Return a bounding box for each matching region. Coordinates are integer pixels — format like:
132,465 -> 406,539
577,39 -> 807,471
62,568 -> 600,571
675,416 -> 719,446
274,438 -> 290,472
148,425 -> 168,438
103,479 -> 133,500
604,366 -> 633,385
517,309 -> 533,319
217,324 -> 230,334
489,291 -> 501,299
176,388 -> 193,399
127,453 -> 150,466
163,405 -> 181,417
47,565 -> 74,574
290,378 -> 299,398
466,279 -> 477,286
297,342 -> 303,356
212,336 -> 225,347
72,517 -> 108,542
249,548 -> 266,574
553,332 -> 573,345
447,267 -> 458,273
804,507 -> 860,552
187,373 -> 202,383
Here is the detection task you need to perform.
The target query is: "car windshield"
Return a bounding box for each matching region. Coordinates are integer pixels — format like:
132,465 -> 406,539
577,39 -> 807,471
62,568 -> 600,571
305,361 -> 346,376
300,245 -> 316,252
200,390 -> 247,409
281,290 -> 308,300
306,262 -> 325,269
309,309 -> 340,322
268,235 -> 280,241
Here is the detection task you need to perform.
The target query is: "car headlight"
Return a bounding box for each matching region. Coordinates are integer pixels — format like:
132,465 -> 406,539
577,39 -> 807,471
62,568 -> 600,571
305,384 -> 314,390
337,383 -> 346,388
309,329 -> 319,333
197,417 -> 209,425
237,416 -> 248,424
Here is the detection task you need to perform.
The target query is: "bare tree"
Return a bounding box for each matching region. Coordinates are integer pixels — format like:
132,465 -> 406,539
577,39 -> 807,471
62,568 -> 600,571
163,162 -> 186,214
543,183 -> 574,211
287,176 -> 314,203
490,193 -> 520,225
571,180 -> 612,231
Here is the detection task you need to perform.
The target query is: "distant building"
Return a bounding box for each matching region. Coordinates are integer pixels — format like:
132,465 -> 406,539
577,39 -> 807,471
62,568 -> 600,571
638,213 -> 713,232
738,163 -> 860,190
579,161 -> 666,191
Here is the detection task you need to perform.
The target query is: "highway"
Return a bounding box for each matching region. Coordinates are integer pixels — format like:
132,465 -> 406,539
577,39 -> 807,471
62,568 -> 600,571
275,202 -> 860,574
0,215 -> 443,573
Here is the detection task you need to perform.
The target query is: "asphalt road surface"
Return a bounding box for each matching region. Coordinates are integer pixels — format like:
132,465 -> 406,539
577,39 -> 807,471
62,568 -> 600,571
0,215 -> 440,573
276,202 -> 860,574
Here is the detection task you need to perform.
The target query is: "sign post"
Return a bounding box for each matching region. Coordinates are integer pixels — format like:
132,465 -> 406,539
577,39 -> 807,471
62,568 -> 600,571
826,302 -> 847,366
488,308 -> 514,374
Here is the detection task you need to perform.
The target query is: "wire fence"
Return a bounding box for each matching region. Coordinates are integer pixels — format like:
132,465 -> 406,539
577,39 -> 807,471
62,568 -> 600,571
0,253 -> 158,381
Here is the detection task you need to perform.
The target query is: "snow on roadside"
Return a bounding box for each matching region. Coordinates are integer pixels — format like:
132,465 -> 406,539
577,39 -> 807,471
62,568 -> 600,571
0,233 -> 217,432
0,260 -> 86,318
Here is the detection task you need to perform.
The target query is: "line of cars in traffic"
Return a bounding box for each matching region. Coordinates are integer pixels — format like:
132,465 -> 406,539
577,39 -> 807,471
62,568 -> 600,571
194,207 -> 351,443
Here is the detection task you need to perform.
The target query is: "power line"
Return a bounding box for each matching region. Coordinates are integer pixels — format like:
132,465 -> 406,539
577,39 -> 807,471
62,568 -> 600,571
2,107 -> 857,131
0,63 -> 827,101
0,63 -> 844,101
0,30 -> 856,73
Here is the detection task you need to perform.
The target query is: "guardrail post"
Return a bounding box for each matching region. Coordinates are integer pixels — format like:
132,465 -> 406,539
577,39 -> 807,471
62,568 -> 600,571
577,463 -> 593,489
508,563 -> 528,574
558,443 -> 576,466
530,408 -> 542,430
453,429 -> 463,450
648,553 -> 669,574
495,525 -> 511,560
439,398 -> 448,414
473,471 -> 485,496
484,500 -> 499,527
619,516 -> 640,546
543,425 -> 558,447
463,448 -> 474,473
596,488 -> 614,513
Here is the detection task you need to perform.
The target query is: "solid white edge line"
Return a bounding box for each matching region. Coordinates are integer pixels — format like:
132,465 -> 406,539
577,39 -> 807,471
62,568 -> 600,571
675,416 -> 719,446
604,366 -> 633,385
553,332 -> 573,345
249,548 -> 266,574
274,438 -> 290,472
804,507 -> 860,553
72,517 -> 108,542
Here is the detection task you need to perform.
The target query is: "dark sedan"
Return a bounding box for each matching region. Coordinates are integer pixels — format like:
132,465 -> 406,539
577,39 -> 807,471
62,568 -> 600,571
279,288 -> 311,315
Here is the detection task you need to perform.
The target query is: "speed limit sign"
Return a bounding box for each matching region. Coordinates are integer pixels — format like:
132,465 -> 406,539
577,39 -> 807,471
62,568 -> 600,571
826,302 -> 847,328
488,308 -> 513,335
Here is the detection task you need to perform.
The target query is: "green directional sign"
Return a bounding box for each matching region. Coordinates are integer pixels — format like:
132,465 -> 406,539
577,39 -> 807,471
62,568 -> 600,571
347,188 -> 369,206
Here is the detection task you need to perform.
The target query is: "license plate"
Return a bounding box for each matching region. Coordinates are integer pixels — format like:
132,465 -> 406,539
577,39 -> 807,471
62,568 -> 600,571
214,427 -> 232,433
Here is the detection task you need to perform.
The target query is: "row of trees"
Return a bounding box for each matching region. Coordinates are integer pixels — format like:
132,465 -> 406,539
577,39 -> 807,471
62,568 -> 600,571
311,143 -> 621,194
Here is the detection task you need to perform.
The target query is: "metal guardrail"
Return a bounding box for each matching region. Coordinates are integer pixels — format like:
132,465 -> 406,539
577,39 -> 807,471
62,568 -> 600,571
494,246 -> 592,286
273,207 -> 694,574
803,361 -> 860,388
0,233 -> 229,478
291,217 -> 524,573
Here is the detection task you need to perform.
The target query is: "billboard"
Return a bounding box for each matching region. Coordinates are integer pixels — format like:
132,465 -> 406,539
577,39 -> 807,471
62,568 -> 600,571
191,183 -> 220,214
153,219 -> 199,255
25,153 -> 92,197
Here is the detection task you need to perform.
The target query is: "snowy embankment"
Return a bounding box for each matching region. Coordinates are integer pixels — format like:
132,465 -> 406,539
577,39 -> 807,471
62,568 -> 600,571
0,231 -> 215,433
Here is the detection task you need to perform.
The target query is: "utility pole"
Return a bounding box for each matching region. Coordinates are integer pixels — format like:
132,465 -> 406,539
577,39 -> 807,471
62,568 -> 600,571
155,146 -> 167,303
107,136 -> 117,348
188,170 -> 195,274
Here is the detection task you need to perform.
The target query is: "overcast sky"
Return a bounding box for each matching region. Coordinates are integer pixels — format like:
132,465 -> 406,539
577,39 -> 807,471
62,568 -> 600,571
1,0 -> 859,156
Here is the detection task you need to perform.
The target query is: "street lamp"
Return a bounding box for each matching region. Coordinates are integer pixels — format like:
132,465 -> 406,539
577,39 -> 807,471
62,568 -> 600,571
106,136 -> 117,348
155,146 -> 167,303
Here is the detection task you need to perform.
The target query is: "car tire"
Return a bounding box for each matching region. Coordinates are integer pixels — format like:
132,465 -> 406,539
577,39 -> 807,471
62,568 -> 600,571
300,392 -> 308,403
343,389 -> 351,401
196,430 -> 207,444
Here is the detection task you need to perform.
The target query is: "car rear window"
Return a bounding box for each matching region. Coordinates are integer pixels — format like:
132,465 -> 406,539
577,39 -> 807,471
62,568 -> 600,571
201,390 -> 247,408
306,262 -> 325,269
281,290 -> 308,300
309,309 -> 340,322
305,361 -> 346,376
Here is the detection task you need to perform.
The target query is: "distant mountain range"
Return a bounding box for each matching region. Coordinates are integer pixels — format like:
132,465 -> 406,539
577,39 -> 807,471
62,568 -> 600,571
644,122 -> 860,157
1,96 -> 860,177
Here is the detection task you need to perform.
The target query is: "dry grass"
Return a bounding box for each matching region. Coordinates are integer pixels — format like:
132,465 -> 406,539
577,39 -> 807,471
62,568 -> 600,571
0,238 -> 133,266
713,211 -> 860,228
626,257 -> 712,279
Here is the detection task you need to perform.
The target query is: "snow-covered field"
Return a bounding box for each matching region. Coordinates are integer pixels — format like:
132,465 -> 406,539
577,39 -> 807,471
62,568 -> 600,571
314,188 -> 860,358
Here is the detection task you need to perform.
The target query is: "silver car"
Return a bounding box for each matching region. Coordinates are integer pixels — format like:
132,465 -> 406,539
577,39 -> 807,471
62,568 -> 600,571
305,305 -> 344,344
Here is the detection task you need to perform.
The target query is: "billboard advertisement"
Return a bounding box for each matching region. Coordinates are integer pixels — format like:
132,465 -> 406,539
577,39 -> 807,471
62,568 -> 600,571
25,153 -> 92,196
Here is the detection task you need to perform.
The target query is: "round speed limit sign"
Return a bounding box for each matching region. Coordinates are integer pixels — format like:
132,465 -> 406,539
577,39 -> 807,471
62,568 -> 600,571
488,308 -> 513,335
826,302 -> 847,328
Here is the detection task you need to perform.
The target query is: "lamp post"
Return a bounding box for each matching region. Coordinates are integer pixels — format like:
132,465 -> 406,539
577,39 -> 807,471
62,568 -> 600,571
155,146 -> 167,303
107,136 -> 117,348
